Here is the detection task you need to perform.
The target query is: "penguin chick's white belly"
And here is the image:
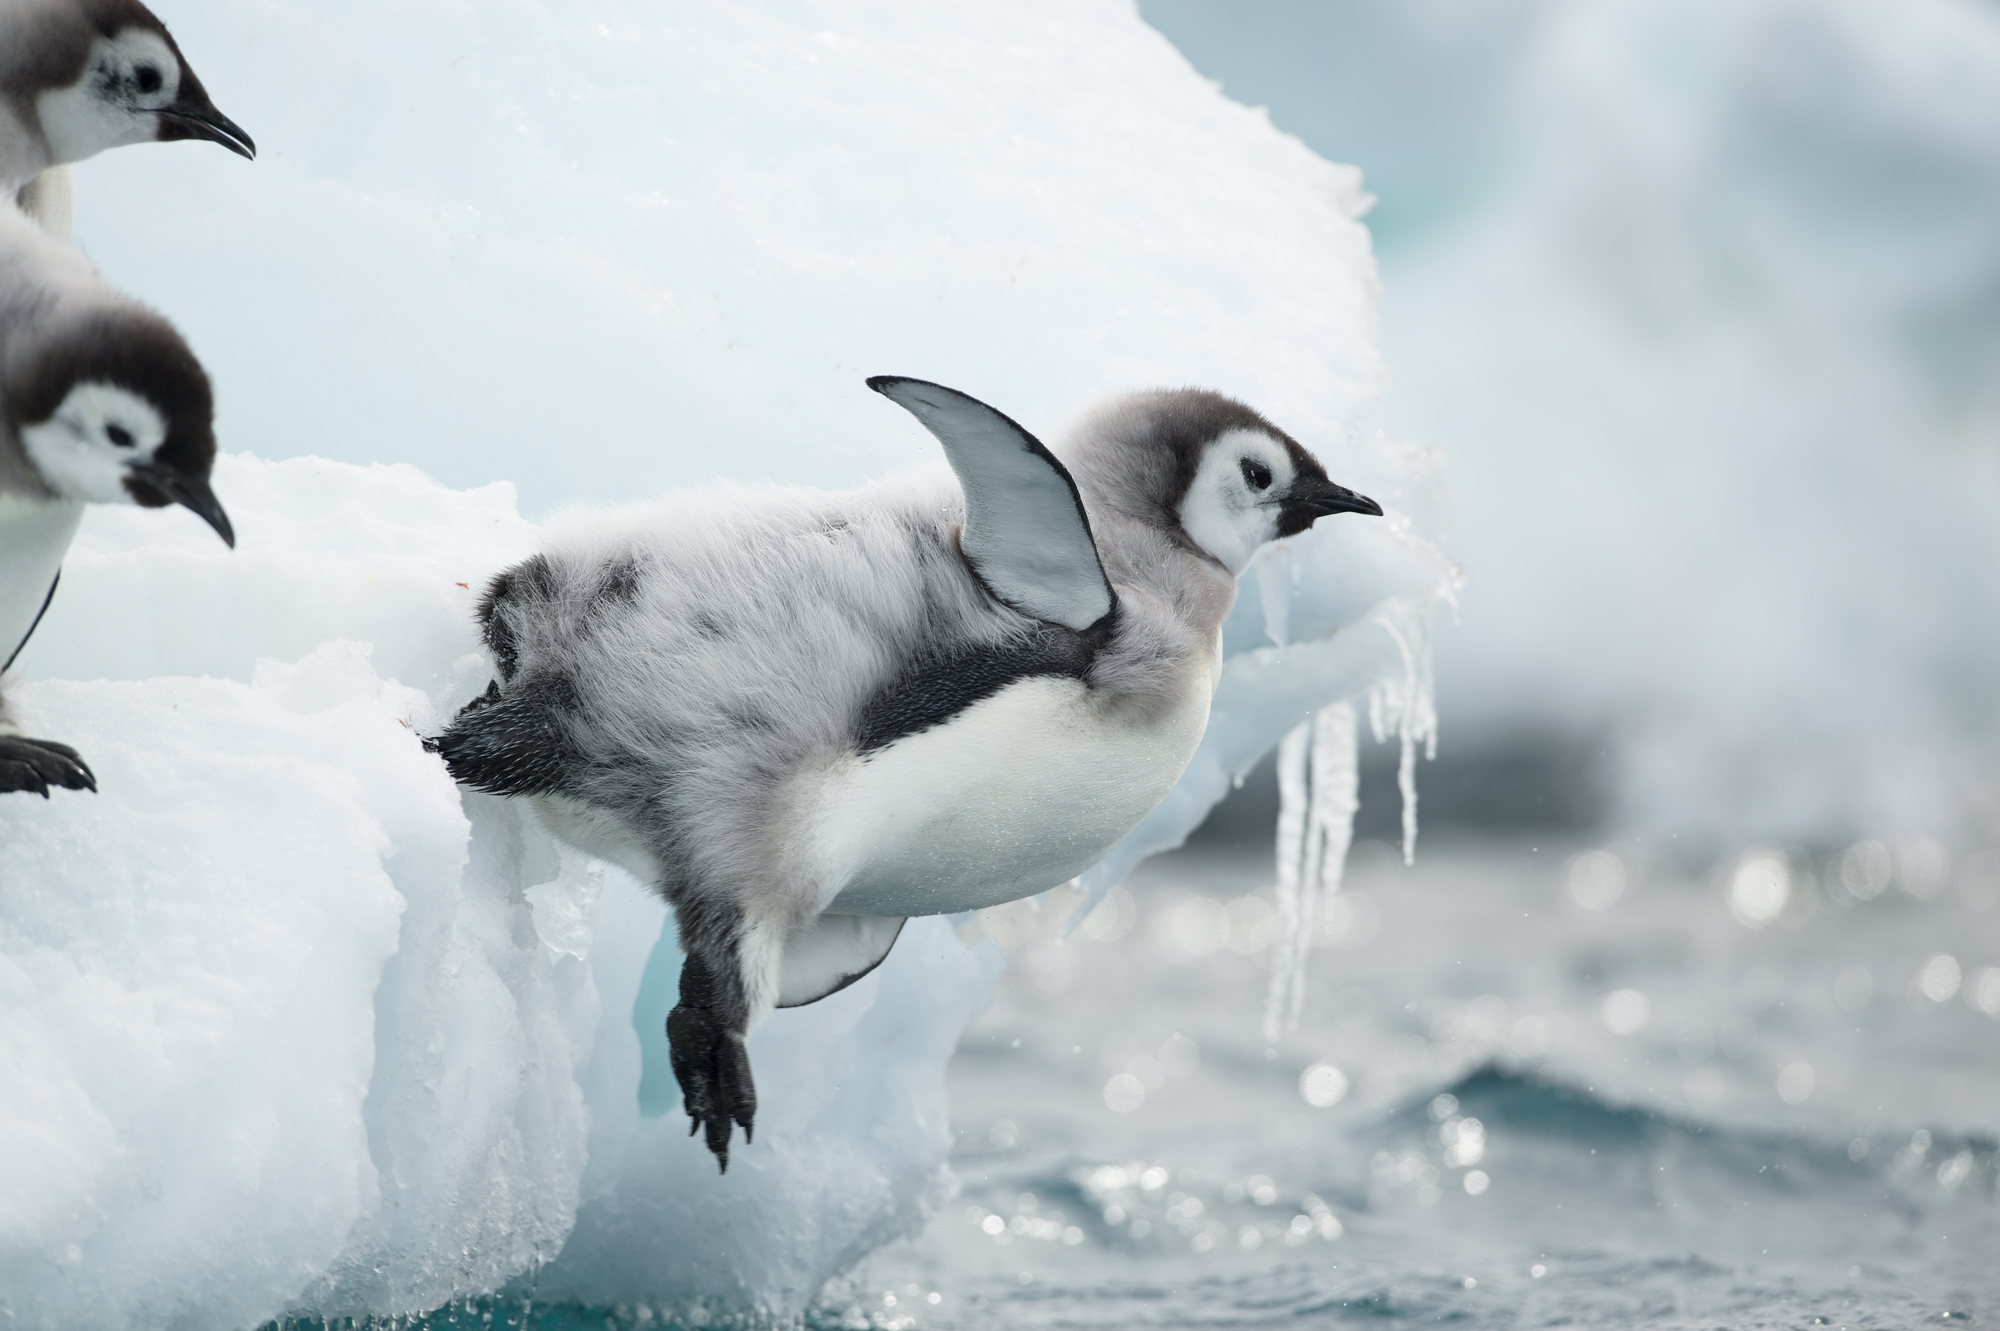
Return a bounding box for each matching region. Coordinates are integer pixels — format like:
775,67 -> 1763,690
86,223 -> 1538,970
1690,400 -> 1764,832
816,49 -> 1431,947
0,493 -> 83,663
805,671 -> 1212,918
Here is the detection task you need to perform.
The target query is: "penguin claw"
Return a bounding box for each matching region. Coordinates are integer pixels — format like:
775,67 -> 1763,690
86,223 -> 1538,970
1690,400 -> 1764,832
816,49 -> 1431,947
0,736 -> 96,797
667,1001 -> 758,1173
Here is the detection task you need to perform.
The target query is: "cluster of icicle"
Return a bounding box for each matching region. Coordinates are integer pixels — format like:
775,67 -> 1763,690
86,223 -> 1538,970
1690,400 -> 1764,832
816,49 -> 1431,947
1262,598 -> 1438,1043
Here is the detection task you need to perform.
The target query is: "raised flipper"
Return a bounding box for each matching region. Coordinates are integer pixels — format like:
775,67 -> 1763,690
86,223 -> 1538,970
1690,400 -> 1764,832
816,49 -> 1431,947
775,914 -> 906,1008
868,376 -> 1116,632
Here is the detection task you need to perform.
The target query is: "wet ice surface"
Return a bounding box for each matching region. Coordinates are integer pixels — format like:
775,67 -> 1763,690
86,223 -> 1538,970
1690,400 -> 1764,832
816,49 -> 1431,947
837,838 -> 2000,1329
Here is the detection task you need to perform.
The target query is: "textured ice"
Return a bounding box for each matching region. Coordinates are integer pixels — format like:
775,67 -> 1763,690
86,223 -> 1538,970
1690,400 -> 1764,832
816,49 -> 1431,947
1,661 -> 417,1329
3,462 -> 1006,1327
2,1 -> 1445,1325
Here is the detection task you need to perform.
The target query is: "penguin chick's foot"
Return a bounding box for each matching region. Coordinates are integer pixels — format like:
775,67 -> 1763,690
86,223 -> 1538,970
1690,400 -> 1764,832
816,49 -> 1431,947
667,1001 -> 757,1172
0,735 -> 95,797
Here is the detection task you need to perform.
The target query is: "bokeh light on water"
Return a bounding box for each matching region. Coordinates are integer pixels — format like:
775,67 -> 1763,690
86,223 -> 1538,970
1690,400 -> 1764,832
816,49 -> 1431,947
856,825 -> 2000,1325
1728,850 -> 1791,928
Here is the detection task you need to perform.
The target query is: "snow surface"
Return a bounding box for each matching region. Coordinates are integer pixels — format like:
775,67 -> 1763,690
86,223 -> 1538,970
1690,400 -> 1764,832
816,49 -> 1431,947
3,2 -> 1448,1325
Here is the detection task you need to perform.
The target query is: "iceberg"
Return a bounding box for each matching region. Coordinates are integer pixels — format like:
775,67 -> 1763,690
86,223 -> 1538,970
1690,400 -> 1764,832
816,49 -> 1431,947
1149,0 -> 2000,845
2,1 -> 1450,1324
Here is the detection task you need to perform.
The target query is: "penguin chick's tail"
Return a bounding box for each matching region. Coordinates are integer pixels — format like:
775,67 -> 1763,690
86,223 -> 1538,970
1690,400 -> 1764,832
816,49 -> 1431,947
425,677 -> 582,798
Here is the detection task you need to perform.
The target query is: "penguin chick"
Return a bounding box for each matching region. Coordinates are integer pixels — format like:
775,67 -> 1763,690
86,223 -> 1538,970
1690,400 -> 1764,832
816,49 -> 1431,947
0,198 -> 232,797
429,377 -> 1381,1170
1,0 -> 255,207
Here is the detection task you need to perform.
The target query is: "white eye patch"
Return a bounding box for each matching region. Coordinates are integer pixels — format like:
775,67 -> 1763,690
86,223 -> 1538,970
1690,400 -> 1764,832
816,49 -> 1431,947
1178,428 -> 1296,573
18,381 -> 167,504
97,29 -> 182,108
35,29 -> 180,162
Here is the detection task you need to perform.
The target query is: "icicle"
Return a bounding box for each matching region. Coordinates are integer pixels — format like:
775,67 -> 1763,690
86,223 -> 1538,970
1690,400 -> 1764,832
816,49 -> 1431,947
1263,718 -> 1312,1043
1398,732 -> 1420,865
1364,605 -> 1438,866
1290,703 -> 1358,1030
1261,703 -> 1361,1042
1290,740 -> 1327,1032
1256,533 -> 1444,1041
1309,700 -> 1360,911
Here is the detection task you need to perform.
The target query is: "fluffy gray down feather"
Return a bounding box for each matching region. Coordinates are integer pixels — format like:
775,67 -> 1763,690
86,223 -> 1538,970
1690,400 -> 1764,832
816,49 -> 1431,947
469,454 -> 1231,948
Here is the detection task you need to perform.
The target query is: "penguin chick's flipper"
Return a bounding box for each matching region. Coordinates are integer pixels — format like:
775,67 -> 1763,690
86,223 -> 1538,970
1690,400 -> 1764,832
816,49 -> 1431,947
775,915 -> 906,1008
669,950 -> 758,1171
868,376 -> 1116,633
0,736 -> 96,797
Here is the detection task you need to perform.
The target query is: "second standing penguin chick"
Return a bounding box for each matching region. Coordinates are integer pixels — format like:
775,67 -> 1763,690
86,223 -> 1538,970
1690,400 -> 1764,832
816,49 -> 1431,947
1,199 -> 233,796
1,0 -> 256,212
430,377 -> 1381,1170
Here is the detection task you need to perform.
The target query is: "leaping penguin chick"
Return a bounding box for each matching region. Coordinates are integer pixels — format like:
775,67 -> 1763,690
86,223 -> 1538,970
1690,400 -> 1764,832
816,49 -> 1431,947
2,0 -> 255,227
429,377 -> 1382,1170
0,199 -> 232,796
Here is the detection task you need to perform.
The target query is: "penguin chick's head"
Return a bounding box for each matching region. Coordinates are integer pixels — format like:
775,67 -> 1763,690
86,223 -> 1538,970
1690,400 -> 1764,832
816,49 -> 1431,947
1066,389 -> 1381,574
23,0 -> 255,170
10,305 -> 234,545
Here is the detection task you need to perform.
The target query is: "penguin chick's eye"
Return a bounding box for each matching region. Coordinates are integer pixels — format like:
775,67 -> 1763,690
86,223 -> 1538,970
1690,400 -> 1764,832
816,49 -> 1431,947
106,424 -> 136,449
135,65 -> 163,94
1240,457 -> 1274,491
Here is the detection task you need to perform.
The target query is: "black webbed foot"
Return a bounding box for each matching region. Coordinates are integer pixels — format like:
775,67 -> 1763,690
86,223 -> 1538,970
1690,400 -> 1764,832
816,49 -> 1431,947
0,736 -> 96,797
667,951 -> 757,1172
667,1003 -> 756,1170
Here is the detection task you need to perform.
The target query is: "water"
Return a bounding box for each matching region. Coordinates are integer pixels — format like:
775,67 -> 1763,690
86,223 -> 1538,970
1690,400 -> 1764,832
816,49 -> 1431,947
843,837 -> 2000,1328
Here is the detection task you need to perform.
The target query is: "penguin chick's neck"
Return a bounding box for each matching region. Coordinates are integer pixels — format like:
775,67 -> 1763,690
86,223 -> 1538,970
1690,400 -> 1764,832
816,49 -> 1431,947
1048,424 -> 1242,649
1062,502 -> 1236,728
1090,504 -> 1238,644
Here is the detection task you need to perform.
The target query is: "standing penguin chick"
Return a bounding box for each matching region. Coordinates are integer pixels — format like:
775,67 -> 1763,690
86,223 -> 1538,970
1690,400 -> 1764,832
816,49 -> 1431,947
430,377 -> 1381,1169
1,0 -> 255,220
0,200 -> 232,795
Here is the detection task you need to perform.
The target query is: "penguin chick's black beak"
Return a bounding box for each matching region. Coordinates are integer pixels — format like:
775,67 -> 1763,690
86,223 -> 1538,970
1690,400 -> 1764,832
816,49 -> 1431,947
130,463 -> 236,547
157,97 -> 256,160
1274,475 -> 1383,537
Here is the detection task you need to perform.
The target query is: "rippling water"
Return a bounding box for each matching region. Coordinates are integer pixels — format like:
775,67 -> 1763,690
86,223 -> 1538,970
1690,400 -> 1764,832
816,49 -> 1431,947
848,836 -> 2000,1329
361,834 -> 1998,1330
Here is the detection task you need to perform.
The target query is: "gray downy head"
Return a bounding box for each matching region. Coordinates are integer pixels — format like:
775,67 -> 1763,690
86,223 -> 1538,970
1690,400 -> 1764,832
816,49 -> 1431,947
3,0 -> 254,184
6,301 -> 233,545
1062,388 -> 1382,574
